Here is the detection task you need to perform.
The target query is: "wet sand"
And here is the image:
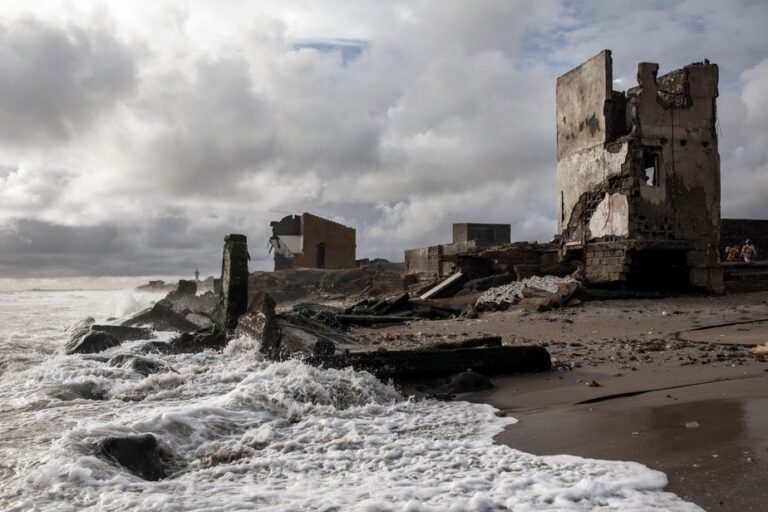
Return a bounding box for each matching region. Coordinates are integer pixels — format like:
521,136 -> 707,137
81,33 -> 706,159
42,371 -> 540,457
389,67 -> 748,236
352,290 -> 768,511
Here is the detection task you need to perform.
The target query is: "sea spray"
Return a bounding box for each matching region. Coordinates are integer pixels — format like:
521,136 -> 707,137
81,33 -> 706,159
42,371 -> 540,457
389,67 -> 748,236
0,290 -> 702,511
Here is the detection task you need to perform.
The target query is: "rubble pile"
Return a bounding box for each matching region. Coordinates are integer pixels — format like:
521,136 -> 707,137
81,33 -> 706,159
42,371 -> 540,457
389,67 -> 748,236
248,260 -> 405,304
476,275 -> 581,312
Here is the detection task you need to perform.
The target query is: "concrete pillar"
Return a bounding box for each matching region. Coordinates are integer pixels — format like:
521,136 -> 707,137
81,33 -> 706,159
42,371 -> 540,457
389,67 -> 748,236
215,234 -> 249,331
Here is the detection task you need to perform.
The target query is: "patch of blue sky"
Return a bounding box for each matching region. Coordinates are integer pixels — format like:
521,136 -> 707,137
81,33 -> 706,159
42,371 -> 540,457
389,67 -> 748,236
291,39 -> 368,66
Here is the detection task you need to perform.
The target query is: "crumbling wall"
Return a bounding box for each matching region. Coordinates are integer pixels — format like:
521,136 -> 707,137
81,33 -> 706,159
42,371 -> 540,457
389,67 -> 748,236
405,247 -> 431,277
556,50 -> 723,290
627,61 -> 721,289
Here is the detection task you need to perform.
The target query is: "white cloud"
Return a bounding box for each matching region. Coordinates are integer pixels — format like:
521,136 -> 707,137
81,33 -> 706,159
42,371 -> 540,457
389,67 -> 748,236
0,0 -> 765,276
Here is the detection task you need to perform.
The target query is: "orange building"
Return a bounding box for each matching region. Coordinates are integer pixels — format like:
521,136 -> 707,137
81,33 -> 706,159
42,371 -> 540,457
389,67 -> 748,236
269,213 -> 356,270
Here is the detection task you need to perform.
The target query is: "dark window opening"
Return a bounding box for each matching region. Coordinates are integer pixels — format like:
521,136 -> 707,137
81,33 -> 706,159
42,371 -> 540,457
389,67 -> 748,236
560,192 -> 565,224
316,243 -> 326,268
643,151 -> 659,187
626,249 -> 689,291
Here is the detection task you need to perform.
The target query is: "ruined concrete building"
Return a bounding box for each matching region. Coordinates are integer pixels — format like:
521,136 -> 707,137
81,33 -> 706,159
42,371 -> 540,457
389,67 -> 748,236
269,213 -> 356,271
405,223 -> 512,280
556,50 -> 722,290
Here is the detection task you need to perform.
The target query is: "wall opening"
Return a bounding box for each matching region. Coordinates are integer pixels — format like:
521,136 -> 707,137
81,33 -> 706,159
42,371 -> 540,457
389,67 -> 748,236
316,243 -> 326,268
626,249 -> 689,290
643,151 -> 659,186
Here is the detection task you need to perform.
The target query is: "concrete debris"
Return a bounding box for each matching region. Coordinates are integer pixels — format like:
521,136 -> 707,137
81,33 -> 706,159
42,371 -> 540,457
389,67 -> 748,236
476,275 -> 580,311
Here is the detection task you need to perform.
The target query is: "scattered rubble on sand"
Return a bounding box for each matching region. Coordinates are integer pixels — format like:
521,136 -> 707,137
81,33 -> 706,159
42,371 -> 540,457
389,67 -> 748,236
71,234 -> 553,380
475,275 -> 582,312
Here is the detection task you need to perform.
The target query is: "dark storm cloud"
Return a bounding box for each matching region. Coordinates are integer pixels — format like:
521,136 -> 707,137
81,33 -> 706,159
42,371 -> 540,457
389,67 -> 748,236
0,17 -> 138,146
0,1 -> 765,280
0,217 -> 273,278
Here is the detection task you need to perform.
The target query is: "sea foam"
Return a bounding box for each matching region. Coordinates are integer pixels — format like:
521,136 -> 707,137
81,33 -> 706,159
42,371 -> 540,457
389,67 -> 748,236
0,290 -> 702,511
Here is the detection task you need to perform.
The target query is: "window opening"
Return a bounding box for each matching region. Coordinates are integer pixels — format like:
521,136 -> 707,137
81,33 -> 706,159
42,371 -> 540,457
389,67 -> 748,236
643,151 -> 659,187
316,243 -> 326,268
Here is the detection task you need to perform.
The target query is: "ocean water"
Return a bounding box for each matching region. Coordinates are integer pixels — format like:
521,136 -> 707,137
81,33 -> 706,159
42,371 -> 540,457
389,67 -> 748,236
0,290 -> 702,511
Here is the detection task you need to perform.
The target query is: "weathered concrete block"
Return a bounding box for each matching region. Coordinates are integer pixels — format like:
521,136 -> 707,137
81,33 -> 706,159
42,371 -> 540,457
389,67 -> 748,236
214,234 -> 250,331
308,345 -> 551,379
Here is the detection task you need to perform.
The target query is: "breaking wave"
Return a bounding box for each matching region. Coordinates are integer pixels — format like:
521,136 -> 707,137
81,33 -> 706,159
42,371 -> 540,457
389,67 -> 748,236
0,290 -> 701,511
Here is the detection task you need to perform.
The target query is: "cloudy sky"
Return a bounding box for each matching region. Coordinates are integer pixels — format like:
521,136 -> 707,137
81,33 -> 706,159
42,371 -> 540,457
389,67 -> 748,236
0,0 -> 766,279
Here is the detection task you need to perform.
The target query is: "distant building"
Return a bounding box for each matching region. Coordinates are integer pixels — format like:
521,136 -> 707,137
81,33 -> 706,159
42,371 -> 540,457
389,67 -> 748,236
269,213 -> 356,270
405,223 -> 512,279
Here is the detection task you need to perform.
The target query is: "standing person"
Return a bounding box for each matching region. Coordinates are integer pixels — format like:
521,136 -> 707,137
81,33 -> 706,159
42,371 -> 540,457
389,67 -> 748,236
725,243 -> 740,262
741,239 -> 757,263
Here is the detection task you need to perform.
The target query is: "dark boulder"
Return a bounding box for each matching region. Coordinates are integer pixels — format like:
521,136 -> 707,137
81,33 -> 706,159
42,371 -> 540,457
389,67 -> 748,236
169,328 -> 227,353
108,354 -> 175,376
122,300 -> 199,332
235,292 -> 280,358
91,325 -> 153,342
47,381 -> 106,401
66,317 -> 95,340
133,341 -> 174,354
97,434 -> 167,481
65,330 -> 121,355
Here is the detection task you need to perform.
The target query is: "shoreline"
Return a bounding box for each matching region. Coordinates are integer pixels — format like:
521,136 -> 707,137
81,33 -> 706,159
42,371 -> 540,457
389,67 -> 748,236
467,372 -> 768,512
352,290 -> 768,511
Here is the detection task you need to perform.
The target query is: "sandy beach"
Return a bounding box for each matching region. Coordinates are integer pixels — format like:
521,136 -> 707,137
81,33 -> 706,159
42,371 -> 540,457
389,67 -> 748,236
352,290 -> 768,511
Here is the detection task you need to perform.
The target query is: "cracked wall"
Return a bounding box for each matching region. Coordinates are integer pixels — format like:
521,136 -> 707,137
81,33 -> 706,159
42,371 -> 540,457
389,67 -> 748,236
555,50 -> 722,290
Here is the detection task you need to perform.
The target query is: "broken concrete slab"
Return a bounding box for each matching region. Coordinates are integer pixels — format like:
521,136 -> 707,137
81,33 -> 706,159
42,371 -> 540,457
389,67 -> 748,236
420,272 -> 465,299
168,328 -> 227,354
65,330 -> 122,355
307,345 -> 551,379
121,300 -> 200,332
427,336 -> 502,350
90,325 -> 154,342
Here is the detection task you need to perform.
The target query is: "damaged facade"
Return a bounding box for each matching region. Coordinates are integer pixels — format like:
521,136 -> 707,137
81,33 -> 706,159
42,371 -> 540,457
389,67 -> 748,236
556,50 -> 722,291
405,223 -> 512,280
269,213 -> 356,270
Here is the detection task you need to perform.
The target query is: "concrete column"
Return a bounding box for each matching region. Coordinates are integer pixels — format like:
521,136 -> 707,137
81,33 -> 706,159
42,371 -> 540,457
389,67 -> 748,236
215,234 -> 249,331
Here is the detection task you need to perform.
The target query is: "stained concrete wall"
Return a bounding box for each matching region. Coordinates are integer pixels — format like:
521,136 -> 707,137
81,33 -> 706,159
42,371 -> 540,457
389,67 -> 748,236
405,247 -> 431,277
556,51 -> 722,290
453,223 -> 510,246
556,50 -> 612,161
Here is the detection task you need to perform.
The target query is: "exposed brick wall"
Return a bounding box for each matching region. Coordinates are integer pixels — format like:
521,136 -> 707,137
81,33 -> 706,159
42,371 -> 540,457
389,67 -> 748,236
585,243 -> 628,282
291,213 -> 356,269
